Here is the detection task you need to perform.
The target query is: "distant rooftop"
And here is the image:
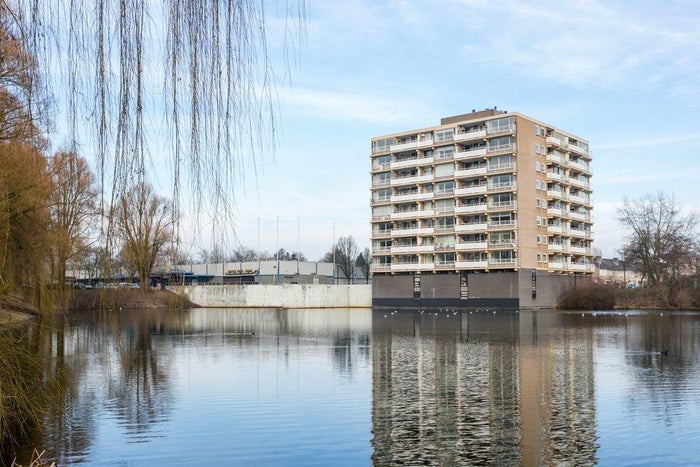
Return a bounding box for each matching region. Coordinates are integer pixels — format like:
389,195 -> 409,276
440,108 -> 506,125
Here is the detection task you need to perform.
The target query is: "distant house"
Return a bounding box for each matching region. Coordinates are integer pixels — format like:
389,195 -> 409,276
594,258 -> 642,287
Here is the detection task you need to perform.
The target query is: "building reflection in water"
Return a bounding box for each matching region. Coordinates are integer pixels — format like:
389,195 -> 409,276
371,310 -> 598,465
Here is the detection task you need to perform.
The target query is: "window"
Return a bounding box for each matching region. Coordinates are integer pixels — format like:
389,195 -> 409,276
487,136 -> 515,152
372,138 -> 393,153
437,217 -> 455,230
536,216 -> 542,226
435,146 -> 454,160
536,198 -> 541,208
489,192 -> 513,208
435,128 -> 454,142
373,172 -> 391,186
435,198 -> 454,213
374,188 -> 391,201
486,116 -> 514,134
535,143 -> 541,154
488,154 -> 514,170
435,181 -> 455,195
436,234 -> 455,247
534,124 -> 540,136
489,174 -> 514,189
435,163 -> 455,177
373,205 -> 392,218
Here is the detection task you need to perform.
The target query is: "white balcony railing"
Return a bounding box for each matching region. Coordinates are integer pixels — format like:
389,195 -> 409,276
455,260 -> 488,269
391,245 -> 435,254
391,262 -> 435,272
454,129 -> 487,141
455,223 -> 488,232
455,185 -> 487,196
487,143 -> 516,154
455,242 -> 488,251
393,192 -> 433,203
391,209 -> 434,220
390,174 -> 433,186
390,138 -> 433,152
454,148 -> 487,160
455,166 -> 487,178
391,227 -> 435,237
455,204 -> 487,214
391,157 -> 434,169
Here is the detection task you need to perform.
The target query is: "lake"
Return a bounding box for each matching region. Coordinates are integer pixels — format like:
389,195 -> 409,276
3,308 -> 700,466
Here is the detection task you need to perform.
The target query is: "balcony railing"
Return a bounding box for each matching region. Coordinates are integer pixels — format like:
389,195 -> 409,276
455,222 -> 488,232
390,138 -> 433,152
487,143 -> 516,154
456,203 -> 487,214
455,185 -> 487,196
391,157 -> 434,169
455,166 -> 487,178
488,201 -> 516,211
454,147 -> 487,160
487,181 -> 516,191
390,174 -> 433,186
392,192 -> 433,203
454,128 -> 487,141
455,260 -> 488,269
455,241 -> 487,250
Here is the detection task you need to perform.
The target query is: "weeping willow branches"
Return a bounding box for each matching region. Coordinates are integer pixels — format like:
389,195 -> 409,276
4,0 -> 305,238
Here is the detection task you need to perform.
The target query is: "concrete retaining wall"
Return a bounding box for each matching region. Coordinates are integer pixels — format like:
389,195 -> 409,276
169,284 -> 372,309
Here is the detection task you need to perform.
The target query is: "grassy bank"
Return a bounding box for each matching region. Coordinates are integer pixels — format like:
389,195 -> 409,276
558,283 -> 700,310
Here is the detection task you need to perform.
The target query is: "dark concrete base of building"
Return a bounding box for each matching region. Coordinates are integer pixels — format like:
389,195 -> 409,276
372,270 -> 588,310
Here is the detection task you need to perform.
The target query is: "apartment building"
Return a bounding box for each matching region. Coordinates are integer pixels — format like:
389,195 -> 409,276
370,109 -> 594,308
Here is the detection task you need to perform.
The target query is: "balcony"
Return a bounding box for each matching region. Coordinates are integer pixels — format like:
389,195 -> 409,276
570,229 -> 592,239
372,246 -> 392,254
390,174 -> 433,186
488,220 -> 517,230
391,209 -> 434,220
487,181 -> 516,192
488,242 -> 516,250
547,207 -> 564,217
371,162 -> 391,172
455,241 -> 487,251
454,129 -> 487,141
569,211 -> 591,222
370,264 -> 391,273
455,203 -> 487,214
372,229 -> 392,237
486,123 -> 516,136
488,201 -> 516,211
392,191 -> 433,203
455,222 -> 488,233
548,243 -> 564,253
569,193 -> 591,206
487,162 -> 515,173
391,227 -> 434,237
455,260 -> 488,269
547,189 -> 566,200
372,214 -> 391,222
568,177 -> 590,190
546,172 -> 562,182
546,152 -> 564,164
568,159 -> 591,174
454,147 -> 487,160
487,143 -> 516,154
548,262 -> 567,271
569,246 -> 592,255
391,245 -> 435,254
391,157 -> 434,169
489,258 -> 517,267
548,225 -> 566,235
455,166 -> 487,178
391,262 -> 435,272
455,185 -> 487,196
390,138 -> 433,152
570,263 -> 595,273
568,143 -> 589,156
546,136 -> 566,147
372,179 -> 391,188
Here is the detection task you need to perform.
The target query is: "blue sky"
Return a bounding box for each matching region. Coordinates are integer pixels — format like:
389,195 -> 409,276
47,0 -> 700,261
227,0 -> 698,260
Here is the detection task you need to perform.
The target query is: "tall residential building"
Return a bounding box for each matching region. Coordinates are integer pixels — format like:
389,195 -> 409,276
370,109 -> 593,309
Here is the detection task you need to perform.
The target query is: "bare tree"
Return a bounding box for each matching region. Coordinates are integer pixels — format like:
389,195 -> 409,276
618,192 -> 698,299
356,247 -> 371,284
48,151 -> 98,287
114,183 -> 177,290
321,235 -> 358,283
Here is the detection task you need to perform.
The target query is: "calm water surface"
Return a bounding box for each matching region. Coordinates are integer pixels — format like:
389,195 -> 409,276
3,308 -> 700,466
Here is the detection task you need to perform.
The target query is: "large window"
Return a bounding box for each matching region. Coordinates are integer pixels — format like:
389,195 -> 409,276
486,116 -> 514,134
490,231 -> 514,245
435,181 -> 455,195
489,192 -> 513,207
488,174 -> 514,189
488,154 -> 514,170
435,146 -> 455,160
373,171 -> 391,186
372,138 -> 393,153
488,136 -> 515,152
372,205 -> 392,219
435,198 -> 454,213
435,128 -> 454,142
436,234 -> 455,247
436,217 -> 455,230
374,188 -> 391,201
435,163 -> 455,177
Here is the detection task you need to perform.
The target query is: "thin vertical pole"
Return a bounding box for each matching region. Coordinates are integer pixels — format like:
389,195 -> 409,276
276,216 -> 280,284
297,217 -> 300,275
332,222 -> 336,284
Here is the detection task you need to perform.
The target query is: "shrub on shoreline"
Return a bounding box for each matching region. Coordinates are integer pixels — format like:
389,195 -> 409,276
558,283 -> 616,310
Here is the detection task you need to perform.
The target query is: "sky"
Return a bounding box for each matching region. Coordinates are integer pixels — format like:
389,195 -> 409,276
48,0 -> 700,261
229,0 -> 699,261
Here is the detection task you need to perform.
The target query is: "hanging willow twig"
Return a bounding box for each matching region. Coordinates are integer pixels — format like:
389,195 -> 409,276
4,0 -> 305,246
